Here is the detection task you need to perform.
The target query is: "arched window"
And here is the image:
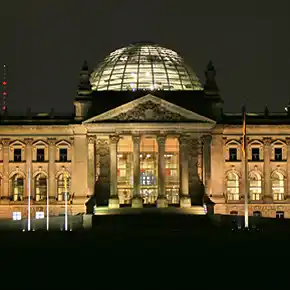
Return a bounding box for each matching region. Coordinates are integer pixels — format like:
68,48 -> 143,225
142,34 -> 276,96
57,173 -> 70,202
272,171 -> 284,201
226,172 -> 239,201
34,173 -> 47,201
10,174 -> 24,201
249,172 -> 262,200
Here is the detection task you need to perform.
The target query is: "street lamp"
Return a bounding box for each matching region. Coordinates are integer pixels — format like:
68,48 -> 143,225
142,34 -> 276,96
63,172 -> 68,231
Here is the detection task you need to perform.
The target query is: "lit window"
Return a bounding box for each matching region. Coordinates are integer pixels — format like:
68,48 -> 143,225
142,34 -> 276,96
11,174 -> 24,201
13,148 -> 22,162
34,174 -> 47,201
226,172 -> 239,200
272,171 -> 284,201
249,172 -> 262,200
35,211 -> 44,219
12,211 -> 21,220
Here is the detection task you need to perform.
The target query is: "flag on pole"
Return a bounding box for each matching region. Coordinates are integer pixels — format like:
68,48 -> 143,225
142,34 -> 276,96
242,106 -> 247,157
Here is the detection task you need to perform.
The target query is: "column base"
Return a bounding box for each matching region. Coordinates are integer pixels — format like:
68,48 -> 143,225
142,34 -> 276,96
180,195 -> 191,208
157,196 -> 168,208
82,214 -> 93,229
131,196 -> 143,208
108,196 -> 120,209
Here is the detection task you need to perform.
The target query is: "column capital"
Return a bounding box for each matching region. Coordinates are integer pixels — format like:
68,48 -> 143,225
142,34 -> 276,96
24,138 -> 33,146
286,137 -> 290,146
47,137 -> 56,146
132,134 -> 141,145
69,137 -> 74,145
88,135 -> 96,144
179,135 -> 191,147
202,134 -> 212,144
1,138 -> 10,146
156,135 -> 166,146
263,137 -> 272,146
109,135 -> 119,145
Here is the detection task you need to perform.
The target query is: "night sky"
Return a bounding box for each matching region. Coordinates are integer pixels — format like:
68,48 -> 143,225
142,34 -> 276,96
1,0 -> 290,114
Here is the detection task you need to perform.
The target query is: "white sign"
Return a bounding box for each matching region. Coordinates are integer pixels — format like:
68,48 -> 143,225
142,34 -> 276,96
12,212 -> 21,221
35,211 -> 44,219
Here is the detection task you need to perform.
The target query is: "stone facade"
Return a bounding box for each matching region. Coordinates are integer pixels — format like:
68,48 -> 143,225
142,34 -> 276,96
2,53 -> 290,221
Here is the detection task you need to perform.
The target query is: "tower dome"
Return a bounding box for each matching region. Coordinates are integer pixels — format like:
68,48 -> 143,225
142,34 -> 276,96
90,42 -> 203,91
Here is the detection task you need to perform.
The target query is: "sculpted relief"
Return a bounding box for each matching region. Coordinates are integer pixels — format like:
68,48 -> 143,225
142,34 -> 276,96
95,138 -> 110,184
111,101 -> 189,121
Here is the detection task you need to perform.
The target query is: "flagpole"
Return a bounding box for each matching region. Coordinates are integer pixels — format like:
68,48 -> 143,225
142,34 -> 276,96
243,107 -> 249,228
46,180 -> 49,231
27,167 -> 31,231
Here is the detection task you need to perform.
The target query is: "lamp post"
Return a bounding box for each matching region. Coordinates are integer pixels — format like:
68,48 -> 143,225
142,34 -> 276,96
27,167 -> 31,231
64,172 -> 68,231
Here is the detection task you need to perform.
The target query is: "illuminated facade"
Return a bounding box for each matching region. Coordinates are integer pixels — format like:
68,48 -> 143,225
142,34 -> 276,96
0,42 -> 290,220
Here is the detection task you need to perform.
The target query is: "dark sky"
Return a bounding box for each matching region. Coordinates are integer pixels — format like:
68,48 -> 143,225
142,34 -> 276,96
1,0 -> 290,114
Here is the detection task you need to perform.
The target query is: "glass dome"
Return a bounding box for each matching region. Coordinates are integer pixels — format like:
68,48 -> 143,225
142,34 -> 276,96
90,42 -> 203,91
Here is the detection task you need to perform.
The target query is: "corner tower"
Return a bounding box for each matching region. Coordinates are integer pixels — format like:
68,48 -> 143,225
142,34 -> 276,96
74,60 -> 92,121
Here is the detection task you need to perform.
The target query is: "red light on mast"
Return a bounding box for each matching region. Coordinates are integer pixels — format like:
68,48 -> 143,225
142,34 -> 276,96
2,81 -> 7,85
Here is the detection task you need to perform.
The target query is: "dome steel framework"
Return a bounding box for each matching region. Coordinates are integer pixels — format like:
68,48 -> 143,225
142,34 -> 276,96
90,42 -> 203,91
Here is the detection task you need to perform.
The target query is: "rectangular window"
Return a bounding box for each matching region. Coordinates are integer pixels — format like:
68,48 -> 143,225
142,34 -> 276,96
229,148 -> 238,161
59,148 -> 68,162
251,148 -> 260,161
36,148 -> 45,162
13,148 -> 22,162
274,148 -> 283,161
12,211 -> 21,221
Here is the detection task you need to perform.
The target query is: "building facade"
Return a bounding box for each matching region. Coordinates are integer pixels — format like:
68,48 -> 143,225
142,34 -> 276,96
1,42 -> 289,220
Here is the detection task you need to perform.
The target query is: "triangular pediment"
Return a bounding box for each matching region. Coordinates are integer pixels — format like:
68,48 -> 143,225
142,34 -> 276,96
83,94 -> 215,123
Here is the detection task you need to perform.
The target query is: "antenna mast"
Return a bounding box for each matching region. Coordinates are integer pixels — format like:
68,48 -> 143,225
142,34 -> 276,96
2,64 -> 8,113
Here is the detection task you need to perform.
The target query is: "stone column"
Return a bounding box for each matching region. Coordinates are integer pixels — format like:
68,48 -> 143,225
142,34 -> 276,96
286,138 -> 290,200
47,138 -> 56,200
156,135 -> 168,208
108,135 -> 119,209
263,137 -> 272,202
202,135 -> 212,196
25,138 -> 33,200
87,136 -> 96,197
132,135 -> 142,208
179,135 -> 191,208
2,139 -> 10,199
197,141 -> 203,182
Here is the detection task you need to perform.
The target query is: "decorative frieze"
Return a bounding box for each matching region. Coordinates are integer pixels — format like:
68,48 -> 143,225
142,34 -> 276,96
111,101 -> 188,121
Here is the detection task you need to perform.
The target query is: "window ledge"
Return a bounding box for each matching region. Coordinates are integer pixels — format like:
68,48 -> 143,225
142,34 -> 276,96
270,160 -> 287,162
225,160 -> 241,162
9,160 -> 26,163
248,160 -> 264,162
32,160 -> 48,163
55,160 -> 71,163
